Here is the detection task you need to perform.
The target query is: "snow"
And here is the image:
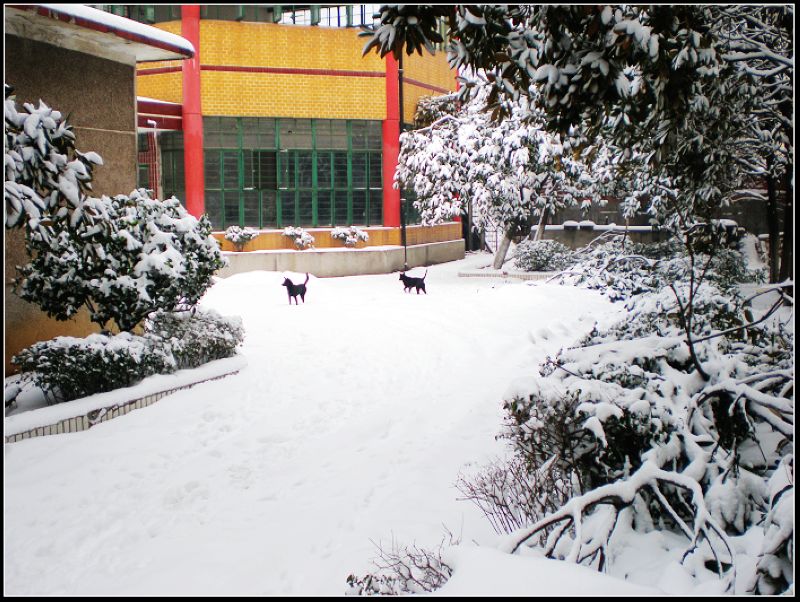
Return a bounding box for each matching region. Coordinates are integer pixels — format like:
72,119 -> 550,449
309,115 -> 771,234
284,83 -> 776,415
4,254 -> 641,596
35,4 -> 194,56
435,546 -> 659,596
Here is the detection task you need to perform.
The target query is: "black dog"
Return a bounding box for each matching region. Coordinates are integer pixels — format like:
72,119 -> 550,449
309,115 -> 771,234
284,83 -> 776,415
282,273 -> 310,304
399,269 -> 427,294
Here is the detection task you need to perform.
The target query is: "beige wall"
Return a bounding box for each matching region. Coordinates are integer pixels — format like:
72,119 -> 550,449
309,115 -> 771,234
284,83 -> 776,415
4,35 -> 139,375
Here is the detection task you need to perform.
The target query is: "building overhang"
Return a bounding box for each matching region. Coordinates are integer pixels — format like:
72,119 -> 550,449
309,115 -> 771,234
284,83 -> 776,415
5,4 -> 194,65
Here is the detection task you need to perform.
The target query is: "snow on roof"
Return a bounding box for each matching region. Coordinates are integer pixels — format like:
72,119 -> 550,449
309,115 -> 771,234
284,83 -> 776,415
7,4 -> 194,62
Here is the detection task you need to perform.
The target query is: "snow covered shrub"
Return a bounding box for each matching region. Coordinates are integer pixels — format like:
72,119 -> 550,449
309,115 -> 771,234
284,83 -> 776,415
12,310 -> 244,403
145,309 -> 244,370
12,332 -> 172,404
6,89 -> 227,333
4,85 -> 103,235
224,225 -> 258,251
16,189 -> 227,332
456,454 -> 572,536
513,239 -> 574,272
346,534 -> 456,595
282,226 -> 315,249
331,225 -> 369,247
458,227 -> 794,592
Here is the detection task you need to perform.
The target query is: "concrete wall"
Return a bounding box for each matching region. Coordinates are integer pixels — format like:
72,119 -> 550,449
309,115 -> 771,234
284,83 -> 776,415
541,226 -> 668,249
217,239 -> 465,278
4,35 -> 138,375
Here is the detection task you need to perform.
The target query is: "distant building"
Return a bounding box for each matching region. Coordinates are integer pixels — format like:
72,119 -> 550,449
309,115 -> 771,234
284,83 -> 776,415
103,4 -> 458,237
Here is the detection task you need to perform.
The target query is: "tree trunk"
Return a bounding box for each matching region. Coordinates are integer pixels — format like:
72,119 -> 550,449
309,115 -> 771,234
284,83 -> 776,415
765,160 -> 780,283
530,206 -> 550,242
493,224 -> 518,269
778,164 -> 793,286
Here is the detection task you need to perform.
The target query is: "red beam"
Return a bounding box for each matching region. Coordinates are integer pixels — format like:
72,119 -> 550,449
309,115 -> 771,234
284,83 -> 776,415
382,54 -> 401,228
181,5 -> 205,218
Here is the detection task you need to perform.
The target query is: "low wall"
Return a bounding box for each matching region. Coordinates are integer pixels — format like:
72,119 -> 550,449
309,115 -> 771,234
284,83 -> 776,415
541,225 -> 667,249
217,239 -> 466,278
213,222 -> 463,252
5,356 -> 245,444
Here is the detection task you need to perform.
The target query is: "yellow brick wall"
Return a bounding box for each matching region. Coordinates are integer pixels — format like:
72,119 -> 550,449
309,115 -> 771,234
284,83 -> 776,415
137,20 -> 388,119
137,20 -> 457,122
402,48 -> 458,124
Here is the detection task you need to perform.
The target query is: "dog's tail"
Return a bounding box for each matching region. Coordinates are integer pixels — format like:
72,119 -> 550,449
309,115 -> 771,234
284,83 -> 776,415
304,272 -> 310,285
422,269 -> 428,280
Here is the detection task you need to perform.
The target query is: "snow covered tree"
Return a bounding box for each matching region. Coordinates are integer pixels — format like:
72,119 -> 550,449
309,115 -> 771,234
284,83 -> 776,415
5,88 -> 226,333
364,5 -> 794,280
397,84 -> 614,268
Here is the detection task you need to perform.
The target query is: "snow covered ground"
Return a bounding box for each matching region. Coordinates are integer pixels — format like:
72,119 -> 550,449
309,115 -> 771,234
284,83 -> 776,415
5,253 -> 664,596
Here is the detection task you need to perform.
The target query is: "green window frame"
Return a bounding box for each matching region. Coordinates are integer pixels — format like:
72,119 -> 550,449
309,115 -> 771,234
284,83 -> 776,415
202,117 -> 383,229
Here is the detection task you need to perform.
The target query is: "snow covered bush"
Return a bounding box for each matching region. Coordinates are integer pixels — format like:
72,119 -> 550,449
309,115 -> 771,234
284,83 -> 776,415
12,309 -> 244,403
514,239 -> 574,272
224,225 -> 258,251
6,89 -> 226,333
12,332 -> 172,404
346,534 -> 456,596
465,234 -> 794,593
15,188 -> 226,332
331,225 -> 369,247
145,309 -> 244,370
282,226 -> 315,249
4,85 -> 103,236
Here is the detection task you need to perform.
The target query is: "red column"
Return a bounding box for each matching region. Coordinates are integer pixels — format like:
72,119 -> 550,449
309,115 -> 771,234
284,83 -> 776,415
382,54 -> 401,227
181,5 -> 204,217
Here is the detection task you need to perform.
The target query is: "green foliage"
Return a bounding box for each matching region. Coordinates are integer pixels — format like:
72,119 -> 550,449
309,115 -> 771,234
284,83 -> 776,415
146,309 -> 244,370
16,189 -> 227,332
12,310 -> 244,404
514,239 -> 574,272
13,332 -> 172,404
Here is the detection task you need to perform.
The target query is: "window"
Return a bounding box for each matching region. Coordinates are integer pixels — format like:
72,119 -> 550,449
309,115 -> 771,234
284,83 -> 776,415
201,117 -> 384,228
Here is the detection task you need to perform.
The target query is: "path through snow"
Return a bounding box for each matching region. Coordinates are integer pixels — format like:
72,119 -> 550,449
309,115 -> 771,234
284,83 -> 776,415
4,255 -> 623,595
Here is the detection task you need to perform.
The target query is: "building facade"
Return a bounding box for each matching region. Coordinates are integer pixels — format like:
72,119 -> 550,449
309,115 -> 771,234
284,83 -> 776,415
4,4 -> 194,373
106,4 -> 458,233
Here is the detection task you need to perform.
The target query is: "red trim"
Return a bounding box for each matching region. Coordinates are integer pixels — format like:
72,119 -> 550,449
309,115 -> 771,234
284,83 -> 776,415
403,77 -> 450,95
137,115 -> 183,130
137,99 -> 183,117
137,66 -> 183,76
182,5 -> 205,218
201,65 -> 385,78
9,5 -> 194,58
383,55 -> 401,228
138,65 -> 386,78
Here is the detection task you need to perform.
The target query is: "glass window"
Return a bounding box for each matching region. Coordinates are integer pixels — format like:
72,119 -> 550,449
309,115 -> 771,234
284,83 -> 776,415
261,190 -> 278,227
316,152 -> 332,188
297,152 -> 313,188
352,190 -> 367,225
333,151 -> 348,189
281,191 -> 296,225
256,151 -> 278,190
351,152 -> 368,189
223,191 -> 240,227
243,190 -> 260,226
317,190 -> 333,226
204,152 -> 221,189
280,119 -> 312,149
205,191 -> 223,229
298,191 -> 314,223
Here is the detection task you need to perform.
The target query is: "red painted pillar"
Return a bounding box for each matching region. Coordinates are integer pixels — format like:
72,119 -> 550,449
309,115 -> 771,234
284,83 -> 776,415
382,54 -> 401,227
181,5 -> 204,217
